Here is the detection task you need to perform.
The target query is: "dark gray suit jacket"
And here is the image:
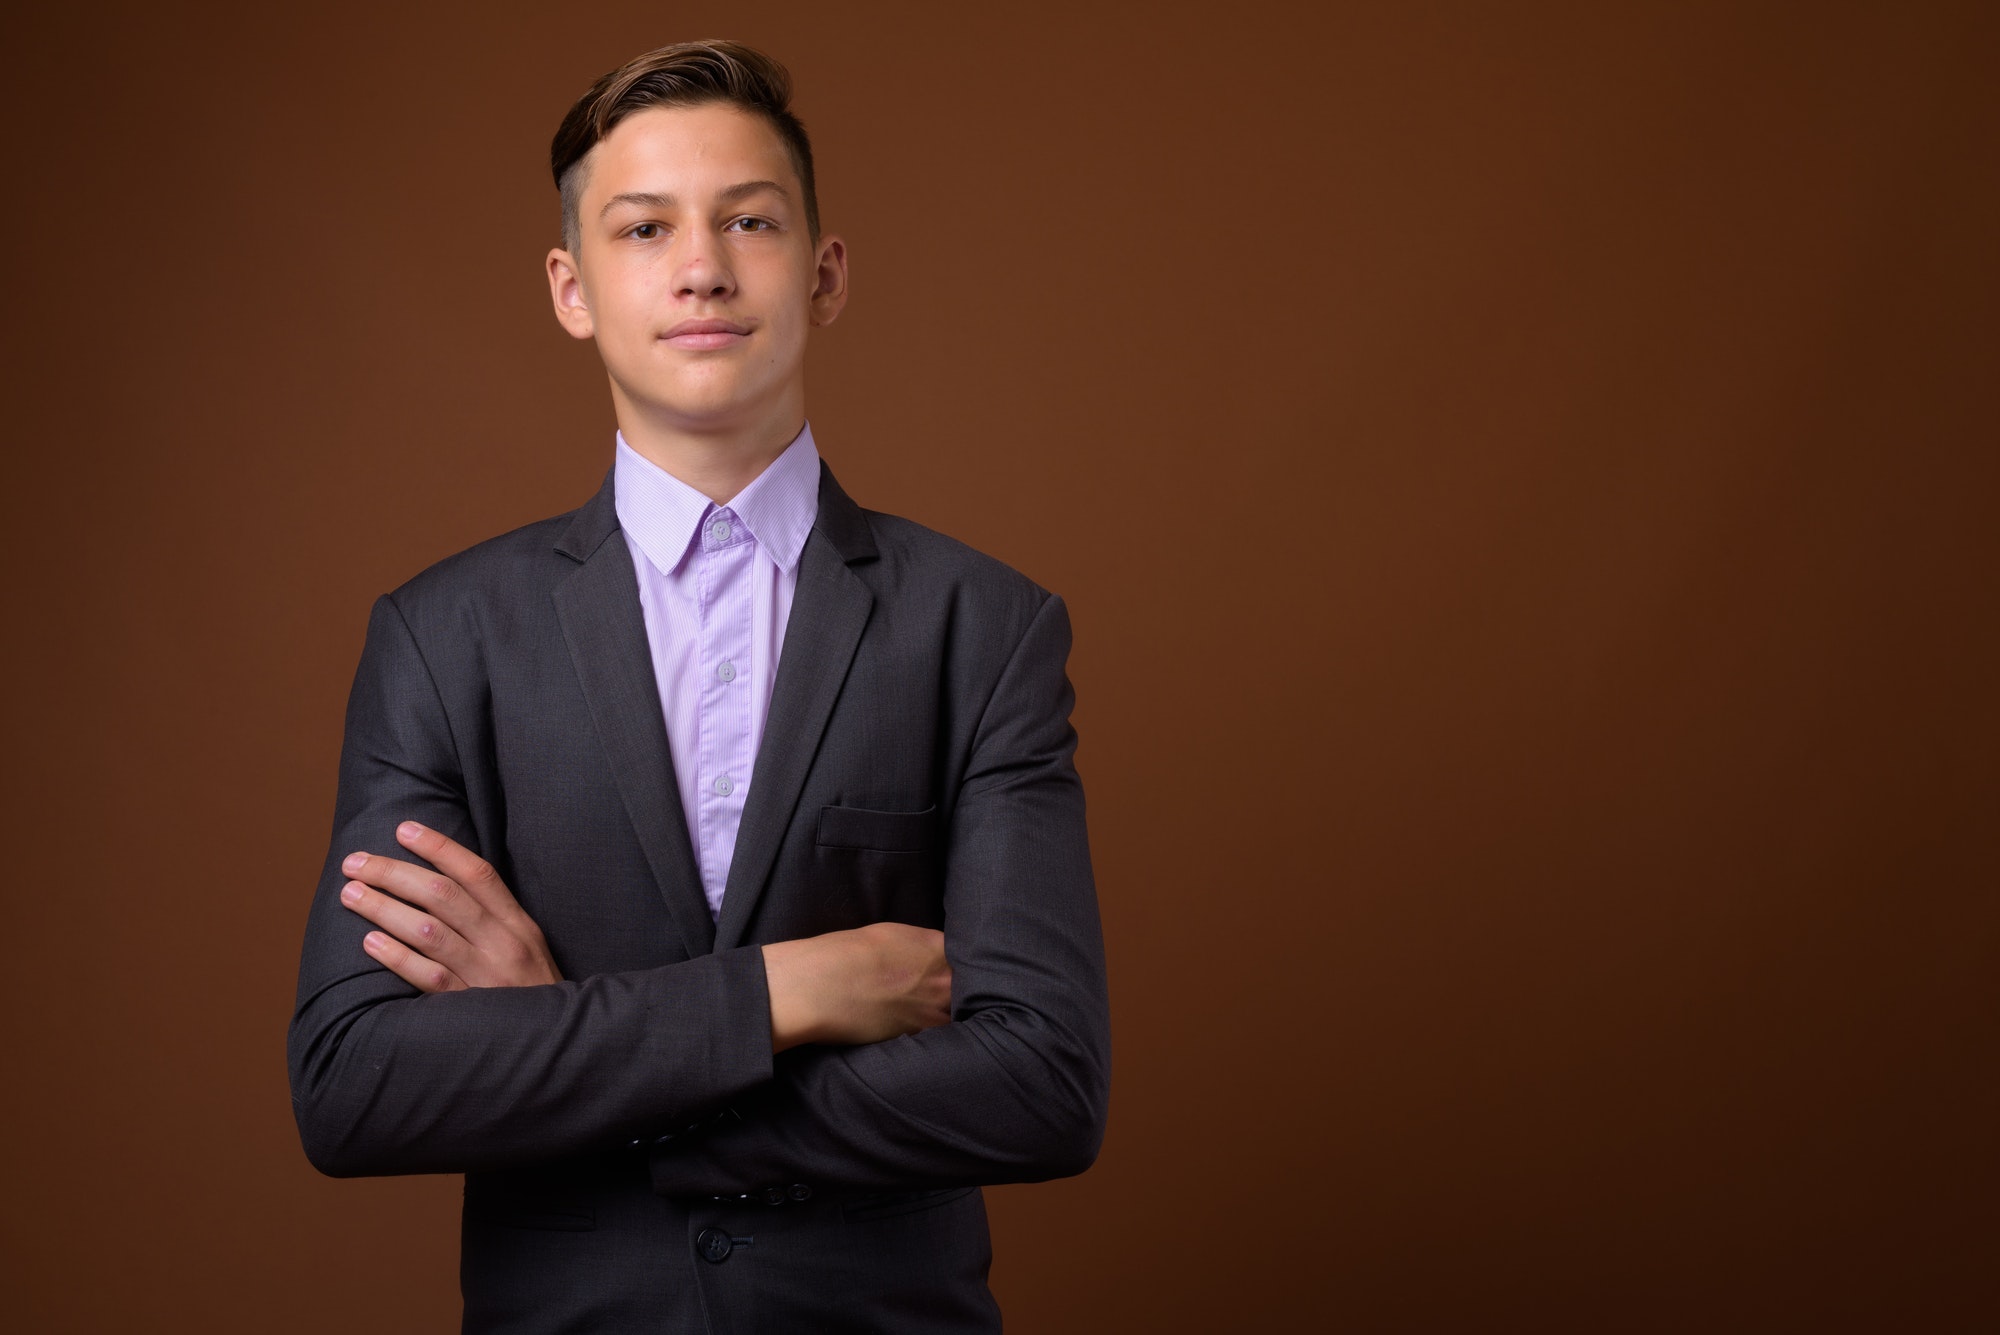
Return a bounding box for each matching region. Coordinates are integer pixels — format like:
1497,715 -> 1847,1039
287,458 -> 1110,1333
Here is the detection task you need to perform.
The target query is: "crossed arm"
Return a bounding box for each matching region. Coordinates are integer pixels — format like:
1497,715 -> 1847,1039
340,822 -> 953,1052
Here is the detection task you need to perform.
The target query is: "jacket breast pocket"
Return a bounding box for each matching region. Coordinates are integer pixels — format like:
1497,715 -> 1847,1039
813,804 -> 943,926
816,803 -> 939,853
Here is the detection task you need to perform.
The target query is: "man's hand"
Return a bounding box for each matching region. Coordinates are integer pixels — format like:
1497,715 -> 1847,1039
339,822 -> 563,992
761,923 -> 952,1052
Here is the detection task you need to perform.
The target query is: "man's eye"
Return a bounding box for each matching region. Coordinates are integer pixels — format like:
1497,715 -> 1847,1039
630,223 -> 661,240
730,217 -> 773,233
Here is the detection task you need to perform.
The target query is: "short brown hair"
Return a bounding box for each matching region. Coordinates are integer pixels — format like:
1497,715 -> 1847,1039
550,39 -> 820,253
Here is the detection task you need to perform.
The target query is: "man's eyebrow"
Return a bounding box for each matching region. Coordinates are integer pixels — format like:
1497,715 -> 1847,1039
597,180 -> 791,219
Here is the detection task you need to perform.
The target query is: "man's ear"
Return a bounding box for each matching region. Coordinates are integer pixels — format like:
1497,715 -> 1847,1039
808,233 -> 849,328
547,248 -> 594,340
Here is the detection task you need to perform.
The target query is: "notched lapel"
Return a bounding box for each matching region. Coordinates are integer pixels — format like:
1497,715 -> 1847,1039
714,464 -> 877,950
552,512 -> 716,961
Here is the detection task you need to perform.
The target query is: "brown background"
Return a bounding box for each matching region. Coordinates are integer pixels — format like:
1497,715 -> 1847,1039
3,1 -> 1995,1329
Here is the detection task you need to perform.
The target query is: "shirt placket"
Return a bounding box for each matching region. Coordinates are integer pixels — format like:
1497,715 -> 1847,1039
694,506 -> 756,916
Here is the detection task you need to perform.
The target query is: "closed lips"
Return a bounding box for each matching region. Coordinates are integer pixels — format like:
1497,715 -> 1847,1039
664,319 -> 749,337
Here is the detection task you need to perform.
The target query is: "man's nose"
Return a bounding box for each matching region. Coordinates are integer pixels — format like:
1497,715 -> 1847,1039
676,229 -> 736,299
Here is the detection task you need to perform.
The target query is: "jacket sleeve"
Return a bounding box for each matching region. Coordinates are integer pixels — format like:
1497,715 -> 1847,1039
645,592 -> 1112,1196
286,593 -> 775,1177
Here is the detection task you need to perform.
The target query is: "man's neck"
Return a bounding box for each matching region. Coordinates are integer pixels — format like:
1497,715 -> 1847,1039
612,393 -> 807,505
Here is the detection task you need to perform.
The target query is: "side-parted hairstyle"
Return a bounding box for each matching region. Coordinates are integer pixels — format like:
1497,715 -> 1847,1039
550,39 -> 820,253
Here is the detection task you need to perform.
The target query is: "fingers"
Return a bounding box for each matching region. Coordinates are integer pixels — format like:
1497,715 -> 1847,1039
360,928 -> 467,994
392,822 -> 519,918
341,878 -> 471,974
341,848 -> 492,938
340,835 -> 563,990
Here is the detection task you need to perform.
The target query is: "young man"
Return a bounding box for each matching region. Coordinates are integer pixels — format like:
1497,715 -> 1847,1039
286,39 -> 1109,1334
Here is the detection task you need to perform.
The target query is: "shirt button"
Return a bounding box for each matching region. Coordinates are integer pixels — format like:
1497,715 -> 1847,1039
708,518 -> 733,544
713,775 -> 734,796
716,660 -> 737,682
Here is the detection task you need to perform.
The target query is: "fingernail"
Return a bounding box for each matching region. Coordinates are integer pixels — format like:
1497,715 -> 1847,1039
341,883 -> 362,905
364,932 -> 388,951
342,852 -> 366,872
399,822 -> 424,840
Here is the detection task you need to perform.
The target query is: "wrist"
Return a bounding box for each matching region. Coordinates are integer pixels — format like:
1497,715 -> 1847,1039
759,939 -> 823,1052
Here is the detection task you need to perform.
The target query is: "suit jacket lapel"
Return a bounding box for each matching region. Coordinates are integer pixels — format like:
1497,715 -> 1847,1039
714,460 -> 878,951
552,467 -> 716,961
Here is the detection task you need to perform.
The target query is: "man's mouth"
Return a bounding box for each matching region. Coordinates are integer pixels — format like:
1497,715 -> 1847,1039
662,318 -> 750,350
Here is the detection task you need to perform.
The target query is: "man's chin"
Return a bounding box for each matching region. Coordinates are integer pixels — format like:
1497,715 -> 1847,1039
616,385 -> 776,435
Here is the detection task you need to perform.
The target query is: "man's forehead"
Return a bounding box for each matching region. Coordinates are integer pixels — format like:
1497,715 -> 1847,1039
592,104 -> 792,177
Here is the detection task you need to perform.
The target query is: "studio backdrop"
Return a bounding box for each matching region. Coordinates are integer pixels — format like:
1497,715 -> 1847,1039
2,2 -> 1994,1330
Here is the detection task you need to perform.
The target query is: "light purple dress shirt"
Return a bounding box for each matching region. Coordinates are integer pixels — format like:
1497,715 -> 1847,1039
613,421 -> 822,919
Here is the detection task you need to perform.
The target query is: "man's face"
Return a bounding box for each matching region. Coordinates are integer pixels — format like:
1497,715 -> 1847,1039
547,103 -> 844,438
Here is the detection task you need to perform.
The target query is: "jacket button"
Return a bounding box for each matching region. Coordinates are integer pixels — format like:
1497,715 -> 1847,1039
788,1183 -> 813,1201
763,1185 -> 787,1206
697,1228 -> 733,1263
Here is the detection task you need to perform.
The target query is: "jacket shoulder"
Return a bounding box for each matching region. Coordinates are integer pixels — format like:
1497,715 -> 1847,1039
857,507 -> 1062,660
379,506 -> 582,632
863,508 -> 1053,600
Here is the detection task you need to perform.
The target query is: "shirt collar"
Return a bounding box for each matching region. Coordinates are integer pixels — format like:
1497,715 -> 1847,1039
613,422 -> 821,578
